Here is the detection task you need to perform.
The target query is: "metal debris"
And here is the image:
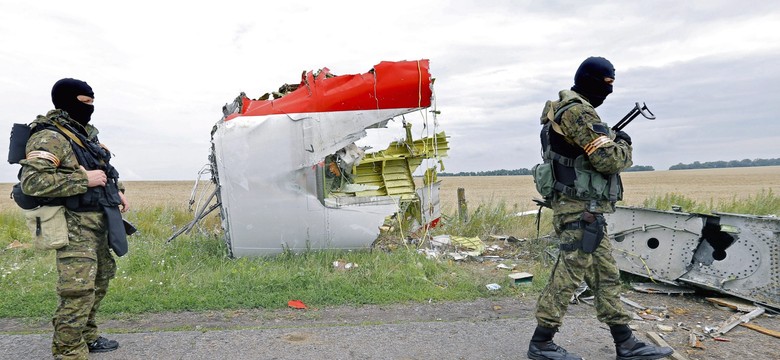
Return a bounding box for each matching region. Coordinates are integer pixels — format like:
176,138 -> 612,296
179,60 -> 450,257
508,272 -> 533,286
607,206 -> 780,309
486,283 -> 501,291
631,282 -> 695,295
715,307 -> 765,335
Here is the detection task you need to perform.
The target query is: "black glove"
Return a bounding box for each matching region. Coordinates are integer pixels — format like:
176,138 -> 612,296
615,130 -> 632,145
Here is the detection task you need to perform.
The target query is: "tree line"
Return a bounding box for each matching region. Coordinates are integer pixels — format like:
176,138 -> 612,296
669,158 -> 780,170
439,169 -> 532,177
439,165 -> 655,177
439,158 -> 780,177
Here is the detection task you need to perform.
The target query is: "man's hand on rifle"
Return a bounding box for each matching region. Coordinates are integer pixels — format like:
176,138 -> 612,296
615,130 -> 632,145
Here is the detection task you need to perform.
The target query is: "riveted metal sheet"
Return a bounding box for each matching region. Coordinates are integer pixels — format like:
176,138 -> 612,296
606,207 -> 702,281
679,212 -> 780,308
607,207 -> 780,309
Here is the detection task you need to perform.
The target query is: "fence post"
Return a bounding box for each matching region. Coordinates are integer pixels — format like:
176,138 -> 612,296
457,187 -> 468,223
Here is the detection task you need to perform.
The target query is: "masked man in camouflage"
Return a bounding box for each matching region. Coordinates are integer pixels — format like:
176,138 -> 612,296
19,78 -> 129,359
527,58 -> 672,360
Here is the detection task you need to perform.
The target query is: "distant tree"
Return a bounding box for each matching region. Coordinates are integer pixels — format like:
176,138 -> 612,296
438,157 -> 780,175
438,168 -> 533,176
624,165 -> 655,172
668,158 -> 780,170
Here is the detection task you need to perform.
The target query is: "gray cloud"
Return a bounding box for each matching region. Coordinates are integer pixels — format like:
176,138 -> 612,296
2,1 -> 780,182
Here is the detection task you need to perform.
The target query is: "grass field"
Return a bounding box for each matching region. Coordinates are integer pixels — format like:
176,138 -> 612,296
0,166 -> 778,319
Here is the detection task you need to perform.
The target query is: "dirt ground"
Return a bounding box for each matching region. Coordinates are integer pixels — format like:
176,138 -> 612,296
2,237 -> 778,359
2,234 -> 778,360
1,289 -> 777,360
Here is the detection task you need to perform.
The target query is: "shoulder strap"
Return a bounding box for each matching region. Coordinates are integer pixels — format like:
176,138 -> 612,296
39,122 -> 108,171
51,123 -> 86,149
549,102 -> 579,136
554,102 -> 579,123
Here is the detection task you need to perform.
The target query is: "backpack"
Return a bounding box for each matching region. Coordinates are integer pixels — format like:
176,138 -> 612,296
531,102 -> 578,204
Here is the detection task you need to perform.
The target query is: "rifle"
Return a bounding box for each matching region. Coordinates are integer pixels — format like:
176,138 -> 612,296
612,102 -> 656,131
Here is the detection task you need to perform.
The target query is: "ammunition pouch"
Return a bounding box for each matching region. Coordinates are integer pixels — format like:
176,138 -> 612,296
572,157 -> 623,202
551,155 -> 622,203
532,162 -> 555,199
559,212 -> 606,254
24,205 -> 69,250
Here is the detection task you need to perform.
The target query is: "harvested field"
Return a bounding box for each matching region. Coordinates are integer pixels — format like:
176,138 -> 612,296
0,180 -> 204,212
435,165 -> 780,212
1,166 -> 778,214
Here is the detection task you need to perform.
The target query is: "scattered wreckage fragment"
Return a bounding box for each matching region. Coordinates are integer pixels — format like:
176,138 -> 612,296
172,60 -> 449,257
605,206 -> 780,309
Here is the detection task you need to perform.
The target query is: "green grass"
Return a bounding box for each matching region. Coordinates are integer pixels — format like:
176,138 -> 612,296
0,206 -> 525,321
2,190 -> 776,321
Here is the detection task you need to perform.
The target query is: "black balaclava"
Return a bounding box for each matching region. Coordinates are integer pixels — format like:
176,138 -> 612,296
571,57 -> 614,108
51,78 -> 95,126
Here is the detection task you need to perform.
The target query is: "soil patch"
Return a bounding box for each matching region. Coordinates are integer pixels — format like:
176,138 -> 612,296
2,291 -> 778,360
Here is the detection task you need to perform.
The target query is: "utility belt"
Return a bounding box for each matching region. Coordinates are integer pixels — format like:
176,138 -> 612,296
11,182 -> 112,212
559,211 -> 606,253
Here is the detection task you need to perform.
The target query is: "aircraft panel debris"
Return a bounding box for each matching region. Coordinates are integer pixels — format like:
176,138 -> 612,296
715,307 -> 765,335
287,300 -> 308,310
508,272 -> 534,286
205,59 -> 448,257
606,206 -> 780,309
705,297 -> 758,312
620,295 -> 648,311
631,282 -> 696,295
645,332 -> 688,360
486,283 -> 501,291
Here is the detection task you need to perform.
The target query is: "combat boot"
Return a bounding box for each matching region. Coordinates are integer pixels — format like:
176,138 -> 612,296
615,335 -> 673,360
88,336 -> 119,353
527,340 -> 583,360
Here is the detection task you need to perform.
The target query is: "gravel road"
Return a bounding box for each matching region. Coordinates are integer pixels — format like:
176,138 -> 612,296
1,292 -> 778,359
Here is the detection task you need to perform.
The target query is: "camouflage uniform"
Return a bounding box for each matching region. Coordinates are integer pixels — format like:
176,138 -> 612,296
534,90 -> 633,329
19,110 -> 117,360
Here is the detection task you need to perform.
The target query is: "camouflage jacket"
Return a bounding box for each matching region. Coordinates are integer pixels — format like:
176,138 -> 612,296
19,110 -> 94,198
542,90 -> 632,223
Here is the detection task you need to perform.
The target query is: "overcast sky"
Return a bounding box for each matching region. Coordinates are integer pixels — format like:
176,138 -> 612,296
2,1 -> 779,183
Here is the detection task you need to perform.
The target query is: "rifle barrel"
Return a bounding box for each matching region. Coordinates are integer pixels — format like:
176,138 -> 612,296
613,109 -> 639,131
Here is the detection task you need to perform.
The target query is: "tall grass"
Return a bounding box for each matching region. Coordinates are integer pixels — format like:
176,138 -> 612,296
2,190 -> 776,321
0,206 -> 522,320
641,188 -> 779,216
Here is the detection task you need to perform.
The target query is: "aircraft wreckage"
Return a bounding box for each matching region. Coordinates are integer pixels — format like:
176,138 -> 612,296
171,59 -> 448,257
606,206 -> 780,309
169,59 -> 778,311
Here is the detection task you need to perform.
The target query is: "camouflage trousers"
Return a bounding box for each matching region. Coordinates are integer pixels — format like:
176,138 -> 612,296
52,211 -> 116,360
534,221 -> 631,329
